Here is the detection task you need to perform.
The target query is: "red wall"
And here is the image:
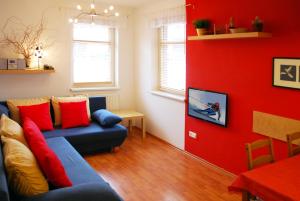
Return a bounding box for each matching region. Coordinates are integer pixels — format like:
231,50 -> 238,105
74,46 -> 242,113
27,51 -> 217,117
185,0 -> 300,174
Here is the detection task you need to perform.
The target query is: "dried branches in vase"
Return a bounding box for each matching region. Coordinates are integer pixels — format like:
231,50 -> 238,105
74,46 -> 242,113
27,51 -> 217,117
0,17 -> 46,67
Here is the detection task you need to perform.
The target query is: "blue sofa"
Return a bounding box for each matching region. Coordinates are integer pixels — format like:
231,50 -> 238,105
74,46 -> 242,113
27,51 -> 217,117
0,96 -> 126,201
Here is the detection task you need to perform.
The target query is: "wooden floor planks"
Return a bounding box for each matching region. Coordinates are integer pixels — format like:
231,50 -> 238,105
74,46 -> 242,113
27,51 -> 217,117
85,128 -> 241,201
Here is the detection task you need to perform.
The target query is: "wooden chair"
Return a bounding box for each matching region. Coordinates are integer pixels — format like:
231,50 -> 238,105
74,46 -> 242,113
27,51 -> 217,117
287,132 -> 300,157
244,138 -> 275,201
246,138 -> 275,170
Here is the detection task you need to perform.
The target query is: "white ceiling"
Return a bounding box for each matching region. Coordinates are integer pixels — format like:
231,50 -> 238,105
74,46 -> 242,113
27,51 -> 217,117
95,0 -> 156,7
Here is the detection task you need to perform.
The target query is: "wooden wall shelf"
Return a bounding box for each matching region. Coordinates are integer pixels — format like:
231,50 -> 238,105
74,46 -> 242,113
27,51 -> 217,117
0,69 -> 55,74
188,32 -> 272,41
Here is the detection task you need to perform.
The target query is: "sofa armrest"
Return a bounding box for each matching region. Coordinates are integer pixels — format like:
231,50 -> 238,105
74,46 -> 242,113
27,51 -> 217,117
22,183 -> 123,201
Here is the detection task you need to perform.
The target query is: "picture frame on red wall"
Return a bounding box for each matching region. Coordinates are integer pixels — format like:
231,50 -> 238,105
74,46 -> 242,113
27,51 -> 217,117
273,58 -> 300,90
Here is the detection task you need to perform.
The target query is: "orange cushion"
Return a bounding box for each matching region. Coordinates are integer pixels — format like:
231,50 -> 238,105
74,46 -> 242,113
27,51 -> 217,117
0,114 -> 28,146
51,95 -> 91,126
1,136 -> 49,196
6,97 -> 50,124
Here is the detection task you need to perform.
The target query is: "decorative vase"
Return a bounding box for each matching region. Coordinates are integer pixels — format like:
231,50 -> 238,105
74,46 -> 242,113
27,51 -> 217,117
24,57 -> 32,68
196,28 -> 207,36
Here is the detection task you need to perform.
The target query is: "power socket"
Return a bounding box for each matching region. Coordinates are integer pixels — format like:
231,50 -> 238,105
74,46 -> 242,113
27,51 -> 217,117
189,131 -> 197,139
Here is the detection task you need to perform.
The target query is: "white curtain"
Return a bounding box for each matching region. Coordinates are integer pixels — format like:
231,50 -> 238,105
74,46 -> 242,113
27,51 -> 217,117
150,6 -> 186,28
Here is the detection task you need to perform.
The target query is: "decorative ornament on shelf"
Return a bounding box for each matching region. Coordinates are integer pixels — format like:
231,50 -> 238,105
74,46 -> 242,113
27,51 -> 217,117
193,19 -> 211,36
34,45 -> 43,69
228,17 -> 247,34
0,17 -> 48,68
229,17 -> 235,29
68,0 -> 120,25
252,16 -> 264,32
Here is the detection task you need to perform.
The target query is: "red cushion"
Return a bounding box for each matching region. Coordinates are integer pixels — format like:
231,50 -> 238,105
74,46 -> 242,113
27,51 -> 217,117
59,101 -> 90,129
23,118 -> 72,188
18,102 -> 53,131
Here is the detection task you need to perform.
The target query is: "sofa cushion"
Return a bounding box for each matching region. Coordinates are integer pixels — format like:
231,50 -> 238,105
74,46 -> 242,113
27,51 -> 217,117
6,97 -> 50,124
1,137 -> 49,197
23,118 -> 72,188
92,109 -> 122,127
59,101 -> 90,129
0,138 -> 10,201
0,114 -> 28,146
46,137 -> 106,185
43,123 -> 127,154
22,182 -> 123,201
18,103 -> 54,131
51,95 -> 91,126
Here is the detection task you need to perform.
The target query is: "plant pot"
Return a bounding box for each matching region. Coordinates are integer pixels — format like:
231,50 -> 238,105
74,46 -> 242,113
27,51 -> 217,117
196,28 -> 208,36
253,23 -> 264,32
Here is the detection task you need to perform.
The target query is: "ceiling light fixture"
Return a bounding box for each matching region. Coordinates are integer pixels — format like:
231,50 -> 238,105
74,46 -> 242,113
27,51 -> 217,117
68,1 -> 120,25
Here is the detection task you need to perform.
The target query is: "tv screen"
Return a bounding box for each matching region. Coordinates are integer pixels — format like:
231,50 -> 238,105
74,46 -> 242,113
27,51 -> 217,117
188,88 -> 228,127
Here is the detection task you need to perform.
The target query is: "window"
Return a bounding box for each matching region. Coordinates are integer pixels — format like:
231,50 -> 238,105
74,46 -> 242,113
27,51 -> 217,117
72,23 -> 116,87
159,23 -> 186,94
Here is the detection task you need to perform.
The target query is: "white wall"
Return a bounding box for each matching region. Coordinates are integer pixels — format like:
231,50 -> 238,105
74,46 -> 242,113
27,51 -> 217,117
0,0 -> 186,149
0,0 -> 135,110
133,0 -> 185,149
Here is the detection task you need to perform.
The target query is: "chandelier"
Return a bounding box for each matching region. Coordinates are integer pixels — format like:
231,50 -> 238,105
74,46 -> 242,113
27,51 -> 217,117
68,1 -> 119,25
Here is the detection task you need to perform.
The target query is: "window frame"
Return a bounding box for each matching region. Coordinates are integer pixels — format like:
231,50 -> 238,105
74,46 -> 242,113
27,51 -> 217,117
158,23 -> 186,96
71,24 -> 117,88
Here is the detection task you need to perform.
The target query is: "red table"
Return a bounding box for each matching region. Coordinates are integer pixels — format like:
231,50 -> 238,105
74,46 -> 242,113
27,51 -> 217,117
229,155 -> 300,201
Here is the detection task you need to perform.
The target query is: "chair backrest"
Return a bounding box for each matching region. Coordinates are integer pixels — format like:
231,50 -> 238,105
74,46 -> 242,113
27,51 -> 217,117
246,138 -> 275,170
287,132 -> 300,157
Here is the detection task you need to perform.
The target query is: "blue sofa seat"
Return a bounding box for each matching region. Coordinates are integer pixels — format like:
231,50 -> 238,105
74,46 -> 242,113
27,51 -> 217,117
22,137 -> 123,201
43,123 -> 127,154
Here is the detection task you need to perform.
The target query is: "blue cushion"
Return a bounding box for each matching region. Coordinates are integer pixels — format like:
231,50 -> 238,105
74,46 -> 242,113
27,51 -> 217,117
43,123 -> 127,154
0,139 -> 10,201
93,110 -> 122,127
0,104 -> 9,117
46,137 -> 105,185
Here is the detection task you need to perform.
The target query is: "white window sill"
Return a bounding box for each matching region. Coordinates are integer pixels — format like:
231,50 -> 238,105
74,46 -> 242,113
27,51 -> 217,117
70,86 -> 120,92
151,90 -> 185,102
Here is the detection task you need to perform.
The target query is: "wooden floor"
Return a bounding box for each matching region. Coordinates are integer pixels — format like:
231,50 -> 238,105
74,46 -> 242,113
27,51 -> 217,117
85,128 -> 241,201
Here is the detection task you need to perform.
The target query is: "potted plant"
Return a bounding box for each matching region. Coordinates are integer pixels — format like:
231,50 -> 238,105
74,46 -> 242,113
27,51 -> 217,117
193,19 -> 211,36
252,16 -> 264,32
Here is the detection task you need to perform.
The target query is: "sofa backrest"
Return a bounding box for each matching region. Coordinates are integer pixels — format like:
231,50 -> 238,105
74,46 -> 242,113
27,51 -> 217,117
0,96 -> 107,121
0,139 -> 10,201
88,96 -> 106,114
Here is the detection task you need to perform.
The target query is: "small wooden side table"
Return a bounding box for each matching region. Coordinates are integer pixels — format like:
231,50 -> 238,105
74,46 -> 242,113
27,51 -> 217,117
112,110 -> 146,139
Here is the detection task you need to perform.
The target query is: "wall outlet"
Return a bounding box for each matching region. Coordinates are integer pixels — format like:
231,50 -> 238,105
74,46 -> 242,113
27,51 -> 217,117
189,131 -> 197,139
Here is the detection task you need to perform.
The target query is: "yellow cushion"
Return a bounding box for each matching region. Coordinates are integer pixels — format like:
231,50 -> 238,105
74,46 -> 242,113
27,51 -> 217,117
7,97 -> 50,123
0,114 -> 27,146
1,137 -> 49,196
51,95 -> 91,126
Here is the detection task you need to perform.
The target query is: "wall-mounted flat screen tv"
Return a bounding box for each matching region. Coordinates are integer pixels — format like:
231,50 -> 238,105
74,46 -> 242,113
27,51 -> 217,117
188,88 -> 228,127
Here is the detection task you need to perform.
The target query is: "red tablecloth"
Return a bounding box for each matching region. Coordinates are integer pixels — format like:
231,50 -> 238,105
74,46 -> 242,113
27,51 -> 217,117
229,155 -> 300,201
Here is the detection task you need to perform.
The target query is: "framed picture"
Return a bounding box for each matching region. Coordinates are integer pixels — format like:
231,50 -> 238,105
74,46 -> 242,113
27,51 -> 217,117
273,58 -> 300,90
188,88 -> 228,127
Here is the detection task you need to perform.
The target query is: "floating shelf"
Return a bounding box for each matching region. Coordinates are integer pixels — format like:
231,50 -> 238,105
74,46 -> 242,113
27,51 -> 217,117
188,32 -> 272,41
0,69 -> 55,74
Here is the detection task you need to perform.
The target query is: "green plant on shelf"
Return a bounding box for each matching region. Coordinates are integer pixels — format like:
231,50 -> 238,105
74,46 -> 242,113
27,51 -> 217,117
193,19 -> 211,29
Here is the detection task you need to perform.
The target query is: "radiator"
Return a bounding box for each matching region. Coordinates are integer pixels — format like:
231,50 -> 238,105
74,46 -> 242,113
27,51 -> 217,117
105,94 -> 120,111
